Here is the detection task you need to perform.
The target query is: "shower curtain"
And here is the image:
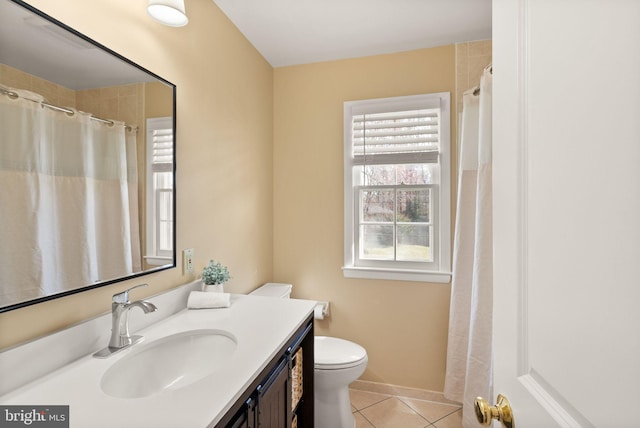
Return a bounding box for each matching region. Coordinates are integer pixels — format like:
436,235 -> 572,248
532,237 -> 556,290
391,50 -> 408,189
0,88 -> 141,303
444,66 -> 493,427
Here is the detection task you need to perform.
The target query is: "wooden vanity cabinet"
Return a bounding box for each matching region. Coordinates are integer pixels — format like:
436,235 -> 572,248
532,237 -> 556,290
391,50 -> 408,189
215,315 -> 314,428
256,357 -> 289,426
226,397 -> 256,428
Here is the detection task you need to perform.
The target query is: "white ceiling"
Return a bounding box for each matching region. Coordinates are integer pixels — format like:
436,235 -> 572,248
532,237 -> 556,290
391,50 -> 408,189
212,0 -> 492,67
0,0 -> 158,90
2,0 -> 492,90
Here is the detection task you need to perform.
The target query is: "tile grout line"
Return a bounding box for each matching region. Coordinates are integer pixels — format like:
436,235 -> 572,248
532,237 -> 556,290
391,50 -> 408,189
397,395 -> 462,423
350,389 -> 462,428
435,408 -> 463,426
394,397 -> 433,427
354,406 -> 433,428
359,396 -> 433,428
432,408 -> 463,425
356,410 -> 376,428
352,395 -> 393,412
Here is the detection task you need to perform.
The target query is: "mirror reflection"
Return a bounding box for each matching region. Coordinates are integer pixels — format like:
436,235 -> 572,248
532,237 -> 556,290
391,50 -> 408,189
0,0 -> 176,312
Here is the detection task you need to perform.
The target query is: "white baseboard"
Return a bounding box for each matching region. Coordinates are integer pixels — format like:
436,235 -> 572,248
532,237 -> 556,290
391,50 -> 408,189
350,380 -> 461,406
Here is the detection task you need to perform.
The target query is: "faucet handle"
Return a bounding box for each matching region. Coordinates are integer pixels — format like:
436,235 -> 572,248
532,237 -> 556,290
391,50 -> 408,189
112,284 -> 148,304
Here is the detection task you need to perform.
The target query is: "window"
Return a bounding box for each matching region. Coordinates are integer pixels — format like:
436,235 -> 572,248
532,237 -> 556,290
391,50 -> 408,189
343,93 -> 451,282
145,117 -> 174,266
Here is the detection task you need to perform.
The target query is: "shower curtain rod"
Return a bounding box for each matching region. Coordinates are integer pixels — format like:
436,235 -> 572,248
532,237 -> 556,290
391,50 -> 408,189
0,86 -> 138,132
471,65 -> 493,96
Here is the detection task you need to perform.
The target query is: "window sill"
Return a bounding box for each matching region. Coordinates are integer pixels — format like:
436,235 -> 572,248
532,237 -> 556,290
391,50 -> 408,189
342,266 -> 451,283
144,255 -> 172,266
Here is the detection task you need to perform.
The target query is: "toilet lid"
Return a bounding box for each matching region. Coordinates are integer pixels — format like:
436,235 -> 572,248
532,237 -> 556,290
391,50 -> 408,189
314,336 -> 367,370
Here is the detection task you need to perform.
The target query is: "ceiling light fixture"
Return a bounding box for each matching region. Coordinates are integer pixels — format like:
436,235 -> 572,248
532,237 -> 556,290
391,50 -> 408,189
147,0 -> 189,27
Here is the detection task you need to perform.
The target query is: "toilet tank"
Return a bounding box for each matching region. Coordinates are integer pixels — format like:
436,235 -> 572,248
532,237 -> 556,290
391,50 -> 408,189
249,283 -> 292,299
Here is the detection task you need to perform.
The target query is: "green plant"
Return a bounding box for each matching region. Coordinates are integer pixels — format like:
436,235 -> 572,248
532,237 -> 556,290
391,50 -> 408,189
201,260 -> 231,285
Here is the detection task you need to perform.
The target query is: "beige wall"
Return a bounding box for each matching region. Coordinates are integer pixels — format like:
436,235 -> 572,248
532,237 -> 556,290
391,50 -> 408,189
0,0 -> 274,349
455,40 -> 493,114
273,46 -> 456,391
145,81 -> 173,118
76,84 -> 143,126
0,64 -> 76,107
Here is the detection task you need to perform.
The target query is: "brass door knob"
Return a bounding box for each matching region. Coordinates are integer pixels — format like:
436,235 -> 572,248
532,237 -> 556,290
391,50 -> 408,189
474,394 -> 514,428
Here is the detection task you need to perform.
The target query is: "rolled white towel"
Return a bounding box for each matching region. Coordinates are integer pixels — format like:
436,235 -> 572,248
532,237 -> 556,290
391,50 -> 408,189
187,291 -> 231,309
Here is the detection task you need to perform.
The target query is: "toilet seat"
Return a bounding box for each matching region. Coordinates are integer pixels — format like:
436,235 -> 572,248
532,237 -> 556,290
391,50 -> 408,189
314,336 -> 367,370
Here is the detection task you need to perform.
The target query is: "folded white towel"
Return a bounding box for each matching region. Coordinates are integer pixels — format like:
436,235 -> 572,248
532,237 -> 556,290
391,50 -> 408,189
187,291 -> 231,309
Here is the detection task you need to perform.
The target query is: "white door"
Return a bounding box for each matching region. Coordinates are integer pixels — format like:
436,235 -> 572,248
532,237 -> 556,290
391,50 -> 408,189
490,0 -> 640,427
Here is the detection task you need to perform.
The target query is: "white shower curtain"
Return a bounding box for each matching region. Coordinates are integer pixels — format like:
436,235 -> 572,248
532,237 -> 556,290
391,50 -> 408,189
0,87 -> 141,304
444,66 -> 493,427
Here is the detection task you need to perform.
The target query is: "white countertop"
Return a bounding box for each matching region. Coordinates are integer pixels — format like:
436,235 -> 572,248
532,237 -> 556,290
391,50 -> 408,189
0,294 -> 315,427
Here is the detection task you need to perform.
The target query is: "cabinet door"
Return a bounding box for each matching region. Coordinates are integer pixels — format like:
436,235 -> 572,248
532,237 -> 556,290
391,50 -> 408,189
227,397 -> 256,428
257,358 -> 290,427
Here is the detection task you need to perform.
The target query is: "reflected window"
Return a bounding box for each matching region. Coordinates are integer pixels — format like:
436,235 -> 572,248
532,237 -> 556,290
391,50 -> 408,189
146,117 -> 174,266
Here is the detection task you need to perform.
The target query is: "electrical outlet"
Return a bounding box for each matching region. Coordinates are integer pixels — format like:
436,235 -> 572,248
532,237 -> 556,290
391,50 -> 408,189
183,248 -> 194,275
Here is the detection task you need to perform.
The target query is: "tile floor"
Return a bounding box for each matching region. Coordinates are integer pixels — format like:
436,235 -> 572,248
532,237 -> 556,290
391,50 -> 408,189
350,389 -> 462,428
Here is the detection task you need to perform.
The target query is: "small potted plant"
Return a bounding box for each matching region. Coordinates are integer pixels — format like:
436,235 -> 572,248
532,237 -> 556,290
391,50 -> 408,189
201,259 -> 231,292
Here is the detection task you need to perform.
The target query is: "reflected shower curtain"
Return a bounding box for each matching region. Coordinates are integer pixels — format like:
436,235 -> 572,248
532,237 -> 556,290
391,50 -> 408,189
444,66 -> 493,428
0,88 -> 141,304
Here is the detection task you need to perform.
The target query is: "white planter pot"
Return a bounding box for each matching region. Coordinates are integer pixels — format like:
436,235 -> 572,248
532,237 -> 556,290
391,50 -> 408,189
202,283 -> 224,293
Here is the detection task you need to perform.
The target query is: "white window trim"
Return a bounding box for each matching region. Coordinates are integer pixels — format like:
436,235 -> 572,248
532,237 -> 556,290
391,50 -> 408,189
343,93 -> 452,283
145,116 -> 174,267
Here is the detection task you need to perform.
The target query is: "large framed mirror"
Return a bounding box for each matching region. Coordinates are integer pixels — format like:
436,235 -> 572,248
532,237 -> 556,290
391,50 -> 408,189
0,0 -> 176,312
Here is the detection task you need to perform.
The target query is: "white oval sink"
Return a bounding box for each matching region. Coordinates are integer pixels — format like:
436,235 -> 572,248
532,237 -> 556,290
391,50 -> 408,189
101,329 -> 237,399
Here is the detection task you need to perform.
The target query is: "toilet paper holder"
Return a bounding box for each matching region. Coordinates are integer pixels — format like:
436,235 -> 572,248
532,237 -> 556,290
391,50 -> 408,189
314,301 -> 330,320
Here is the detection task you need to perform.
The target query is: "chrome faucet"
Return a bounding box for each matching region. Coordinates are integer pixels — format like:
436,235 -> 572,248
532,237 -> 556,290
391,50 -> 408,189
93,284 -> 158,358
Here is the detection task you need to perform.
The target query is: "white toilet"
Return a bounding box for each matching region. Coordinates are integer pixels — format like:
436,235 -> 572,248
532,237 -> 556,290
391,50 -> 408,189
249,283 -> 368,428
314,336 -> 368,428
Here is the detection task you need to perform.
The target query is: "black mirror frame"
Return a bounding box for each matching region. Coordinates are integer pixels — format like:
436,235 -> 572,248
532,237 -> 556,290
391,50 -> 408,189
0,0 -> 177,313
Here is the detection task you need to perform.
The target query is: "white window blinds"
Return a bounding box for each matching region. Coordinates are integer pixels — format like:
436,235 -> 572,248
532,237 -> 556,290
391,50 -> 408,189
352,107 -> 440,166
150,127 -> 173,173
